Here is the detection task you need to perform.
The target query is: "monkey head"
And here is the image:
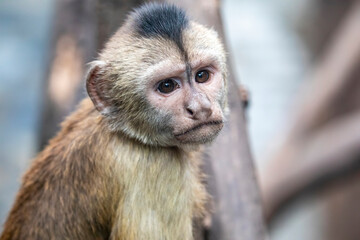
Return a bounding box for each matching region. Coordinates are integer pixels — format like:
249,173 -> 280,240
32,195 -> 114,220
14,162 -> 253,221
86,3 -> 228,148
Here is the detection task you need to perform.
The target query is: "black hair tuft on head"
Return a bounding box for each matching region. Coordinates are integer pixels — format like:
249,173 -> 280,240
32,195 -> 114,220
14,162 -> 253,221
133,3 -> 189,51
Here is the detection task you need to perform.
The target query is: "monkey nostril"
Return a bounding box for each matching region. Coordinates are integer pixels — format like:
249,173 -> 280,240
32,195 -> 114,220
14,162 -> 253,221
206,108 -> 213,118
186,108 -> 194,116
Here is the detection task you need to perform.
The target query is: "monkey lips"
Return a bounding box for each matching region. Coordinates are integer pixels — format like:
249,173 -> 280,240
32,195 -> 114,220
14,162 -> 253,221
174,120 -> 224,144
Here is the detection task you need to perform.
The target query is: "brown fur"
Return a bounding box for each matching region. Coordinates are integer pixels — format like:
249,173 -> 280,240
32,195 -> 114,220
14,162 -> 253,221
1,4 -> 227,240
1,99 -> 208,240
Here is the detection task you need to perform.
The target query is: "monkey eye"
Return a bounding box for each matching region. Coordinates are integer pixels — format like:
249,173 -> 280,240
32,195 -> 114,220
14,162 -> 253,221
157,79 -> 179,94
195,70 -> 210,83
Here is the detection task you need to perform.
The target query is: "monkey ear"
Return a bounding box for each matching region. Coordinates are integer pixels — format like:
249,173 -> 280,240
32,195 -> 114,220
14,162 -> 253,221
86,61 -> 113,115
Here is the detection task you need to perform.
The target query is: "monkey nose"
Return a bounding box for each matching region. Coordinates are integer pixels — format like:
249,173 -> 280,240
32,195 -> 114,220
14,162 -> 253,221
186,101 -> 212,121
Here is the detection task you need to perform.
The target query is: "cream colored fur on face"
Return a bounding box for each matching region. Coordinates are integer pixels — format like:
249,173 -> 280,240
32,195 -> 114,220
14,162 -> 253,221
92,21 -> 227,148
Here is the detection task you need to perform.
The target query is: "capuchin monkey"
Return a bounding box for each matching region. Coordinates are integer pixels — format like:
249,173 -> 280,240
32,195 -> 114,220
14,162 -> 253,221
0,3 -> 227,240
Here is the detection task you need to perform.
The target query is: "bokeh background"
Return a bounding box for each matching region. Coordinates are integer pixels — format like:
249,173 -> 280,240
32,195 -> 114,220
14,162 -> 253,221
1,0 -> 360,239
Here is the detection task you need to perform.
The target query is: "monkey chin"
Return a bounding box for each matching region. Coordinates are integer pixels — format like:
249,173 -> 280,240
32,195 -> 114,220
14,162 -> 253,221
174,121 -> 224,148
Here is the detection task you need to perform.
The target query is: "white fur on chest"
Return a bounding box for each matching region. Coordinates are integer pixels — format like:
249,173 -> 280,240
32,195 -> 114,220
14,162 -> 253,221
111,140 -> 202,240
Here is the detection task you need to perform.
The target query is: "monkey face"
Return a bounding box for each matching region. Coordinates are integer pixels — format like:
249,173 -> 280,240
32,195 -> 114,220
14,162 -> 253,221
143,23 -> 227,146
145,53 -> 226,145
87,16 -> 227,147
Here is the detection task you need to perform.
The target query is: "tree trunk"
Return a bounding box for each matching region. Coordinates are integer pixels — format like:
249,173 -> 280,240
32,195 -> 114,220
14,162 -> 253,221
39,0 -> 97,148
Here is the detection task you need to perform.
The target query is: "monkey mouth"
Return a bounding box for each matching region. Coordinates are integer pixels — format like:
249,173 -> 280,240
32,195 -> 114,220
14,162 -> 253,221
174,120 -> 224,138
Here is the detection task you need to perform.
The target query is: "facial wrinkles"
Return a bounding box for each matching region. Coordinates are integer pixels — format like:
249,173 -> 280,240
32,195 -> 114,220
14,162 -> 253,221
183,48 -> 222,86
142,59 -> 185,83
182,51 -> 215,107
190,52 -> 221,70
142,31 -> 220,88
185,63 -> 192,85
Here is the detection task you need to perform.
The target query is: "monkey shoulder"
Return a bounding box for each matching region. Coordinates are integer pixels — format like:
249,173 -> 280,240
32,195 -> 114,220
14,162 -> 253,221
0,99 -> 116,239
